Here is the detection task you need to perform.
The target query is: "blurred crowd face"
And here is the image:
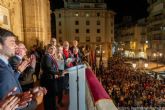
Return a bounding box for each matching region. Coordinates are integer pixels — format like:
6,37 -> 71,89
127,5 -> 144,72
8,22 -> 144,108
0,36 -> 17,59
51,38 -> 56,46
57,46 -> 63,54
15,43 -> 27,57
63,41 -> 69,50
72,40 -> 78,47
73,47 -> 78,54
47,45 -> 56,55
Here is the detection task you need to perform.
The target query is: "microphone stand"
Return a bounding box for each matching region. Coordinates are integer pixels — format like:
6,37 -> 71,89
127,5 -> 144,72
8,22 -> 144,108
76,59 -> 79,110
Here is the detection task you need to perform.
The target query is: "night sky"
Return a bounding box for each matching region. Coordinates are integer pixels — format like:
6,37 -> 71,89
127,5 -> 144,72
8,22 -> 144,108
50,0 -> 149,36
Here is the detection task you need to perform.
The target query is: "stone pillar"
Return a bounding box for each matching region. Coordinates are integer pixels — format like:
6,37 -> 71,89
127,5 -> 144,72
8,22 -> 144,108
22,0 -> 51,49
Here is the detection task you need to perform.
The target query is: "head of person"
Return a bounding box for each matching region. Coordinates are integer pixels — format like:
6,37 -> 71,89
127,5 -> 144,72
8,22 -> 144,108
46,44 -> 56,55
73,47 -> 79,55
0,28 -> 17,59
63,41 -> 69,50
57,44 -> 63,54
15,42 -> 27,58
51,38 -> 57,46
72,40 -> 78,47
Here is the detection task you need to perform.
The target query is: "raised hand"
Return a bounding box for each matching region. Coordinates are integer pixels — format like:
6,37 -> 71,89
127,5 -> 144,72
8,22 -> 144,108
17,59 -> 30,73
0,96 -> 20,110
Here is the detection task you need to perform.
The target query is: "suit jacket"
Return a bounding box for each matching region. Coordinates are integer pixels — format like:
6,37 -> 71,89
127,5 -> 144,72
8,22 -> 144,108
9,56 -> 35,86
41,54 -> 58,78
0,59 -> 22,100
7,57 -> 37,110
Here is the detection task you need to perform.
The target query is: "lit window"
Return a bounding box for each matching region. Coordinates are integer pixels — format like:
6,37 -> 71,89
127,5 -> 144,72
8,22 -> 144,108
86,13 -> 89,17
75,12 -> 79,17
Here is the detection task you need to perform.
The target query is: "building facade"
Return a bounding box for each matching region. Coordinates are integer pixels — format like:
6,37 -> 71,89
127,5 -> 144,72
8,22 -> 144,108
0,0 -> 51,49
55,0 -> 115,60
147,0 -> 165,61
115,18 -> 148,58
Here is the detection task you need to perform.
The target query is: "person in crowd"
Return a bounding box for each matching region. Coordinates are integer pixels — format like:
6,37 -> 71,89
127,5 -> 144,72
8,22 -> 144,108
63,41 -> 73,93
70,40 -> 82,59
9,42 -> 36,91
0,28 -> 46,110
30,45 -> 41,80
51,38 -> 57,47
72,47 -> 82,66
56,44 -> 65,107
40,44 -> 59,110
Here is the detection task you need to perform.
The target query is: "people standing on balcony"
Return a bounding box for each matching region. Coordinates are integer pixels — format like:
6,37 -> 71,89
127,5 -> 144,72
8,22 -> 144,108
40,44 -> 59,110
0,28 -> 46,110
72,47 -> 82,66
55,44 -> 65,107
63,41 -> 73,93
70,40 -> 82,59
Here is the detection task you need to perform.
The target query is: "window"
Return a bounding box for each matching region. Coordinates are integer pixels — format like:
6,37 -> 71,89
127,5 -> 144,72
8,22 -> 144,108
75,12 -> 79,17
59,21 -> 61,26
75,21 -> 79,25
86,29 -> 90,33
59,13 -> 61,18
59,29 -> 62,34
86,36 -> 90,42
86,21 -> 90,25
86,13 -> 89,17
75,37 -> 79,42
75,29 -> 79,33
96,36 -> 101,42
97,20 -> 100,25
97,12 -> 100,17
97,29 -> 100,33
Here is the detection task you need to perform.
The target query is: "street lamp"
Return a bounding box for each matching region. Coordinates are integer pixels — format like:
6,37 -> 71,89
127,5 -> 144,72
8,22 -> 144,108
144,63 -> 148,69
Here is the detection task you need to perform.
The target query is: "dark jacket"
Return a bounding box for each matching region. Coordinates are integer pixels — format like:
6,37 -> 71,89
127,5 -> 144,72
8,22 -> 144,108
0,59 -> 22,100
9,56 -> 35,86
41,54 -> 58,79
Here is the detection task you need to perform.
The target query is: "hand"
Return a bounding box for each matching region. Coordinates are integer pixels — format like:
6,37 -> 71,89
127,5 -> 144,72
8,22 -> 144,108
0,96 -> 20,110
54,75 -> 59,79
17,60 -> 30,73
34,91 -> 44,105
16,91 -> 33,108
31,87 -> 47,95
62,70 -> 68,76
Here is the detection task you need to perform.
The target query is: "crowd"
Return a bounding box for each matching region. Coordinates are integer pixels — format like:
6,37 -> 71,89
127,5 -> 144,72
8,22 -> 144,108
100,57 -> 165,108
0,28 -> 90,110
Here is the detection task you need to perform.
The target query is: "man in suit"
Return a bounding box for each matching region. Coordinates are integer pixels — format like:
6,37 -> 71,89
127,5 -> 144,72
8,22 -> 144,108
9,42 -> 36,91
0,28 -> 45,110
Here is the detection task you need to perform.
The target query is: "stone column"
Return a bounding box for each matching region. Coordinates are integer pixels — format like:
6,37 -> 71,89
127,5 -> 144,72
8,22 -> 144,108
22,0 -> 51,49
